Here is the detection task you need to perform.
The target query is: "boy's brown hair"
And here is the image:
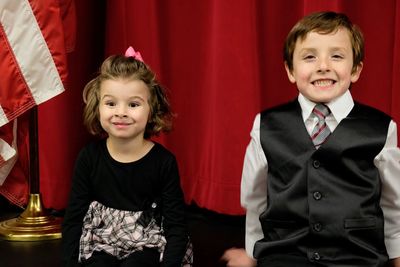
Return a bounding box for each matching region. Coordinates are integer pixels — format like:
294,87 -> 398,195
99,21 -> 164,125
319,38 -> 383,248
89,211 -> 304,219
82,55 -> 173,138
284,11 -> 364,73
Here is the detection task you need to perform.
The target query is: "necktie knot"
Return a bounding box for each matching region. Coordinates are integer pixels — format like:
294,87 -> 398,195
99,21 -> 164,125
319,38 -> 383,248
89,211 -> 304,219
313,104 -> 330,121
311,104 -> 331,148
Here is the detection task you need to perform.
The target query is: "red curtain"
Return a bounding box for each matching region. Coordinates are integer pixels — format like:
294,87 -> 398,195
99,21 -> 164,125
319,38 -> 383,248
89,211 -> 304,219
34,0 -> 400,215
103,0 -> 400,215
37,0 -> 103,210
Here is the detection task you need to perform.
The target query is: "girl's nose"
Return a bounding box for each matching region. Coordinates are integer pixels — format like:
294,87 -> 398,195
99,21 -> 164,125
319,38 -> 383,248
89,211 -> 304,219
115,106 -> 128,117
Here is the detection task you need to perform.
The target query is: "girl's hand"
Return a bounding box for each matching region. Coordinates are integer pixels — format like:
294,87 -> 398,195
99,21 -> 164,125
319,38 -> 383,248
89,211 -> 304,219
221,248 -> 256,267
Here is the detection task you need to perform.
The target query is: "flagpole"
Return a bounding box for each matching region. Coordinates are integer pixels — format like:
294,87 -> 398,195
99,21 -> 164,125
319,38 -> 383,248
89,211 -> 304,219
0,107 -> 62,241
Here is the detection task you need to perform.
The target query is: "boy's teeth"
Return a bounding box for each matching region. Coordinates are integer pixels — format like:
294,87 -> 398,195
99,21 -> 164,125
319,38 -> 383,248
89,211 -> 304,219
314,80 -> 333,86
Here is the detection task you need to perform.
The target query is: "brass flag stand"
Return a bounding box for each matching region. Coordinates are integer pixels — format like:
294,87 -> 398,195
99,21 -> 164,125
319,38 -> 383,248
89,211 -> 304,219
0,107 -> 62,241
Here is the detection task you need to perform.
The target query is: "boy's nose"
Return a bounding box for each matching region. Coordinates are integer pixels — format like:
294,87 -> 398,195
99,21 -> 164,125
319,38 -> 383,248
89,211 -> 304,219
317,58 -> 331,72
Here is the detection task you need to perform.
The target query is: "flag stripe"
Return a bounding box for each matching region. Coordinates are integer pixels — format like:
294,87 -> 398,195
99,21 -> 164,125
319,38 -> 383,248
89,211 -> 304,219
0,0 -> 65,127
0,120 -> 18,185
0,23 -> 36,125
0,106 -> 9,127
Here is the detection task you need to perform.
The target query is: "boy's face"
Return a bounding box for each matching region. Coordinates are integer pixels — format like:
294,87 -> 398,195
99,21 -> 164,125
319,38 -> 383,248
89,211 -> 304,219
285,28 -> 363,103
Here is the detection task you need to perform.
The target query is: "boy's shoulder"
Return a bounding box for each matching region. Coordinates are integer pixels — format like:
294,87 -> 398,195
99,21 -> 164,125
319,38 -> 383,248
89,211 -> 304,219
259,99 -> 392,120
260,99 -> 299,116
352,101 -> 392,120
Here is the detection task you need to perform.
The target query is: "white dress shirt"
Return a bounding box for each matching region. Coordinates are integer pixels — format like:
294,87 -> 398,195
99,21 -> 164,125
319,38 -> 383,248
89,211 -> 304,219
241,90 -> 400,259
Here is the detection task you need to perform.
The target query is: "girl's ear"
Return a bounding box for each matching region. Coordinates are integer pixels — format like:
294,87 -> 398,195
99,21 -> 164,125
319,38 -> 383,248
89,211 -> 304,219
284,62 -> 296,83
351,62 -> 363,83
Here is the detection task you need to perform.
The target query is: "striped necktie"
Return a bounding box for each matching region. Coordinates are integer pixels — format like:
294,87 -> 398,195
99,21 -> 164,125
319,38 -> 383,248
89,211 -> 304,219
311,104 -> 331,148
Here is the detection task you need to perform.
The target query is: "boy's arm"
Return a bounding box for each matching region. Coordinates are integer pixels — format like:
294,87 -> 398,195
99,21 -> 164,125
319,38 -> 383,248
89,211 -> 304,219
221,114 -> 267,267
375,121 -> 400,260
241,114 -> 268,258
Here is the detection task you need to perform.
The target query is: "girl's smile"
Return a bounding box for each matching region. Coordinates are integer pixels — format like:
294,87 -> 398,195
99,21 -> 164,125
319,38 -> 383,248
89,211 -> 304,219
99,78 -> 151,141
112,121 -> 132,129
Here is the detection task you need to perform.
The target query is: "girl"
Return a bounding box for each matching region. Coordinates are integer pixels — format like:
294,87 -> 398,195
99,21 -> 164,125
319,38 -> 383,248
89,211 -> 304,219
62,47 -> 192,267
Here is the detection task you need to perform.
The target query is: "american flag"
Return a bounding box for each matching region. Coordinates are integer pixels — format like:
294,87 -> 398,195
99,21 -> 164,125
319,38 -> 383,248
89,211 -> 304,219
0,0 -> 74,205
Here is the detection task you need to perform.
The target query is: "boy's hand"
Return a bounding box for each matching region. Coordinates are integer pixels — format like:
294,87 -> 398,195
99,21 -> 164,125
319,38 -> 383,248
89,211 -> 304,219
221,247 -> 256,267
390,258 -> 400,267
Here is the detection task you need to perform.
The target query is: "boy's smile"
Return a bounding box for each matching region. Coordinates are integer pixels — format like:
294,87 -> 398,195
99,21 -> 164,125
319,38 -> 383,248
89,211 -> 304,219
285,27 -> 363,103
313,79 -> 334,87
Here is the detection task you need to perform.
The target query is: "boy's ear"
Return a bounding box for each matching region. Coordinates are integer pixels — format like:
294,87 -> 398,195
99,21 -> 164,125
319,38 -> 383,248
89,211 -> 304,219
284,62 -> 296,83
351,62 -> 363,83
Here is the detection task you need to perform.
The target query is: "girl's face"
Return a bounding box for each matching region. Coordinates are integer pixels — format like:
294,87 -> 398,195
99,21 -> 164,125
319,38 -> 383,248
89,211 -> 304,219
285,27 -> 363,103
99,78 -> 151,141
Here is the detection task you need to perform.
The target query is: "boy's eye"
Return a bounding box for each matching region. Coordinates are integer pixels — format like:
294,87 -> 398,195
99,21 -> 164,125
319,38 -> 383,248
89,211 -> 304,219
303,55 -> 315,60
332,54 -> 344,59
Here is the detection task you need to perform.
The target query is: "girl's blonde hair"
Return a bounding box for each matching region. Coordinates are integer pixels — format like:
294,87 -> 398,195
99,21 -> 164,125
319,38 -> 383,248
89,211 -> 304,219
82,55 -> 173,138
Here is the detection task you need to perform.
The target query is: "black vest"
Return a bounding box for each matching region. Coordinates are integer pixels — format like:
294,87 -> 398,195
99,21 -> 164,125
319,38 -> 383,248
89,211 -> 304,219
255,100 -> 391,267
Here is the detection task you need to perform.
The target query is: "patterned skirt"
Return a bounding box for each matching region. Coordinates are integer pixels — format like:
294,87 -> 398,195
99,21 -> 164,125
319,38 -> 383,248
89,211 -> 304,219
79,201 -> 193,266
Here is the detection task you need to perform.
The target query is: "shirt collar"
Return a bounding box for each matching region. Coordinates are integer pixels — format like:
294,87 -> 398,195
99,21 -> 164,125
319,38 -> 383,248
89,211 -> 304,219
298,90 -> 354,123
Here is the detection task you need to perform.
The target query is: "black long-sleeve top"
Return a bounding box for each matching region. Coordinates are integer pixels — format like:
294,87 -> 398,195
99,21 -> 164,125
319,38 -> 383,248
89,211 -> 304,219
62,140 -> 188,266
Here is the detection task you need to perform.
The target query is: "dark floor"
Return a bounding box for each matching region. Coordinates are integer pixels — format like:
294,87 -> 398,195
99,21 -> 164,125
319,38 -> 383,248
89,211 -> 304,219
0,196 -> 245,267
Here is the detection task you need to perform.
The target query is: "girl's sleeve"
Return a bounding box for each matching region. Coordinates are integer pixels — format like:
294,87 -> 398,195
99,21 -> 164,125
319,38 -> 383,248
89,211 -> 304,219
61,147 -> 92,267
241,114 -> 268,258
375,120 -> 400,259
160,154 -> 188,267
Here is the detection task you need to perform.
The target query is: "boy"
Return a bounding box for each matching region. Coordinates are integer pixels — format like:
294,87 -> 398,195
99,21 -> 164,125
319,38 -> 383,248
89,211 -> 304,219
222,11 -> 400,267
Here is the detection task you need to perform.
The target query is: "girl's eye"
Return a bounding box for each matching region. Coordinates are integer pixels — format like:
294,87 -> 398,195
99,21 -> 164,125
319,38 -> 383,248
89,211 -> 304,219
105,101 -> 115,107
129,102 -> 139,108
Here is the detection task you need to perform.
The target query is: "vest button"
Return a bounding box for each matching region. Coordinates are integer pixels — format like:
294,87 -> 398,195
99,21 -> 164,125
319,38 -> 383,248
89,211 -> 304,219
313,223 -> 322,232
313,252 -> 321,261
313,191 -> 322,200
313,160 -> 320,168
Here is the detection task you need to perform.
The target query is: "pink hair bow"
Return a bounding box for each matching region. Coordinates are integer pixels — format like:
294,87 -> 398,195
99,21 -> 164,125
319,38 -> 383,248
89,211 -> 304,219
125,46 -> 144,62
